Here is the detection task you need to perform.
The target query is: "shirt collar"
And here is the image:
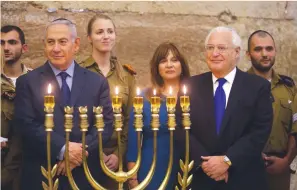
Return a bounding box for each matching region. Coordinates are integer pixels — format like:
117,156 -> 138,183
48,61 -> 75,78
1,63 -> 30,81
212,67 -> 237,85
247,67 -> 280,84
83,56 -> 116,71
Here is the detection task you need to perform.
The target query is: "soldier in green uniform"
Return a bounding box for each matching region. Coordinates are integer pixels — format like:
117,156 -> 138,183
1,25 -> 30,190
246,30 -> 297,190
80,14 -> 136,188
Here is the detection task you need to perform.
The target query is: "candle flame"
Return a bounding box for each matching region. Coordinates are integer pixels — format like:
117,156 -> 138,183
153,89 -> 156,96
183,85 -> 187,95
136,87 -> 140,96
115,86 -> 119,95
169,86 -> 173,95
48,84 -> 52,94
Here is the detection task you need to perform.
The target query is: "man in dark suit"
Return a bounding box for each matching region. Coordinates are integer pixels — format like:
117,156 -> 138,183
176,26 -> 273,190
14,18 -> 113,189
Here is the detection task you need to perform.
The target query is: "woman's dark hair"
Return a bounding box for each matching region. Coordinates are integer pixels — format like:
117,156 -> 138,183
150,42 -> 190,88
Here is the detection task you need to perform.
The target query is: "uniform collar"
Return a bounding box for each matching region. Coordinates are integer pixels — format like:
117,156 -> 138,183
1,63 -> 30,82
247,67 -> 281,89
82,56 -> 116,76
83,56 -> 116,70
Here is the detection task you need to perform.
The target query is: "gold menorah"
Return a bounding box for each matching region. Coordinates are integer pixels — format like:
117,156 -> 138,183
41,87 -> 193,190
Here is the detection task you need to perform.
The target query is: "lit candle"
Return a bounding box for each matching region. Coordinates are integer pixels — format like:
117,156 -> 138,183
133,87 -> 143,109
180,85 -> 190,108
112,86 -> 122,109
166,86 -> 176,109
44,83 -> 55,109
150,88 -> 160,109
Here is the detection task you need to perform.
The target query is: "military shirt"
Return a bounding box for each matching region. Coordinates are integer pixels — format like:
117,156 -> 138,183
248,68 -> 296,153
1,64 -> 30,188
80,56 -> 136,157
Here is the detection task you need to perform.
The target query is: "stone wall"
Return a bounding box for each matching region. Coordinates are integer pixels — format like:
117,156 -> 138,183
1,1 -> 297,189
1,1 -> 297,86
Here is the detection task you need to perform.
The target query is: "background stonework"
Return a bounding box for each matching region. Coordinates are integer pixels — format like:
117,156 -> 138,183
1,1 -> 297,87
1,1 -> 297,188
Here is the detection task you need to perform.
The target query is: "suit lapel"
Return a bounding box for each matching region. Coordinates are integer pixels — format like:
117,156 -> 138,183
69,63 -> 86,106
191,72 -> 218,148
219,68 -> 243,134
202,73 -> 217,136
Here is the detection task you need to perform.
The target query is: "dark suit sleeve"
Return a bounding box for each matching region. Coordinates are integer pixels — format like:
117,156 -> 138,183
14,76 -> 65,160
86,77 -> 113,151
226,82 -> 272,169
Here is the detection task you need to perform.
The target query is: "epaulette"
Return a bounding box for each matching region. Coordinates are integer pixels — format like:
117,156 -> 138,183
279,75 -> 295,87
123,64 -> 137,75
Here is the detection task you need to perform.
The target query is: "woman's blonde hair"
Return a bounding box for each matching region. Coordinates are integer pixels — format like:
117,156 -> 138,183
87,14 -> 125,83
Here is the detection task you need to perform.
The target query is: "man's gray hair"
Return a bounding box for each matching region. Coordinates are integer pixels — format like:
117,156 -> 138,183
204,26 -> 242,49
45,18 -> 77,42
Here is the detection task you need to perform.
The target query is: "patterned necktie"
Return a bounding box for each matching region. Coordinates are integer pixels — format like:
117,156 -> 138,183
214,78 -> 227,135
58,72 -> 71,106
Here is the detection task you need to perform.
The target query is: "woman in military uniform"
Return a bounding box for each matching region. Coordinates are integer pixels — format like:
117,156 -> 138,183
80,14 -> 136,188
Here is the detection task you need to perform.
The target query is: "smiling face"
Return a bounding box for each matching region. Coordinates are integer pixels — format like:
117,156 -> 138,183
88,18 -> 116,53
44,24 -> 80,70
205,31 -> 240,78
158,50 -> 182,82
247,34 -> 276,73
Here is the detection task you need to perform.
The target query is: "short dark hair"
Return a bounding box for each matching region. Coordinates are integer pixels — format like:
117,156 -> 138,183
150,42 -> 190,88
247,30 -> 275,52
1,25 -> 26,45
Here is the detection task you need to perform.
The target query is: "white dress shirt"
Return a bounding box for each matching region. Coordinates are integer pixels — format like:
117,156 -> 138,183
212,67 -> 237,108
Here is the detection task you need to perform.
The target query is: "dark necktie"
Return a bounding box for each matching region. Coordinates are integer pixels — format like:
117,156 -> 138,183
58,72 -> 71,106
214,78 -> 227,135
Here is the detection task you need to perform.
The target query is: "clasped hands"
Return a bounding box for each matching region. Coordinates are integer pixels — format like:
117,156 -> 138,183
57,142 -> 88,176
201,156 -> 230,182
56,142 -> 119,176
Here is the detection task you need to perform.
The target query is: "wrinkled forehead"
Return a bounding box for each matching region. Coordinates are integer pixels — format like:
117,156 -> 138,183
207,31 -> 233,45
45,24 -> 72,40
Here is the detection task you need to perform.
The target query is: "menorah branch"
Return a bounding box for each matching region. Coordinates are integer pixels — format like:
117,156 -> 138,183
42,107 -> 59,190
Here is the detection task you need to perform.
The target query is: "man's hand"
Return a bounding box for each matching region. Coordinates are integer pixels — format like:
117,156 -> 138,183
265,156 -> 289,174
214,171 -> 229,182
128,179 -> 139,189
201,156 -> 229,180
1,141 -> 7,149
67,142 -> 88,166
56,160 -> 76,176
104,154 -> 119,171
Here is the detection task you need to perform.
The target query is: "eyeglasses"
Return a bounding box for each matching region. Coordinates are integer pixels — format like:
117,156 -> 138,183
205,44 -> 229,53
